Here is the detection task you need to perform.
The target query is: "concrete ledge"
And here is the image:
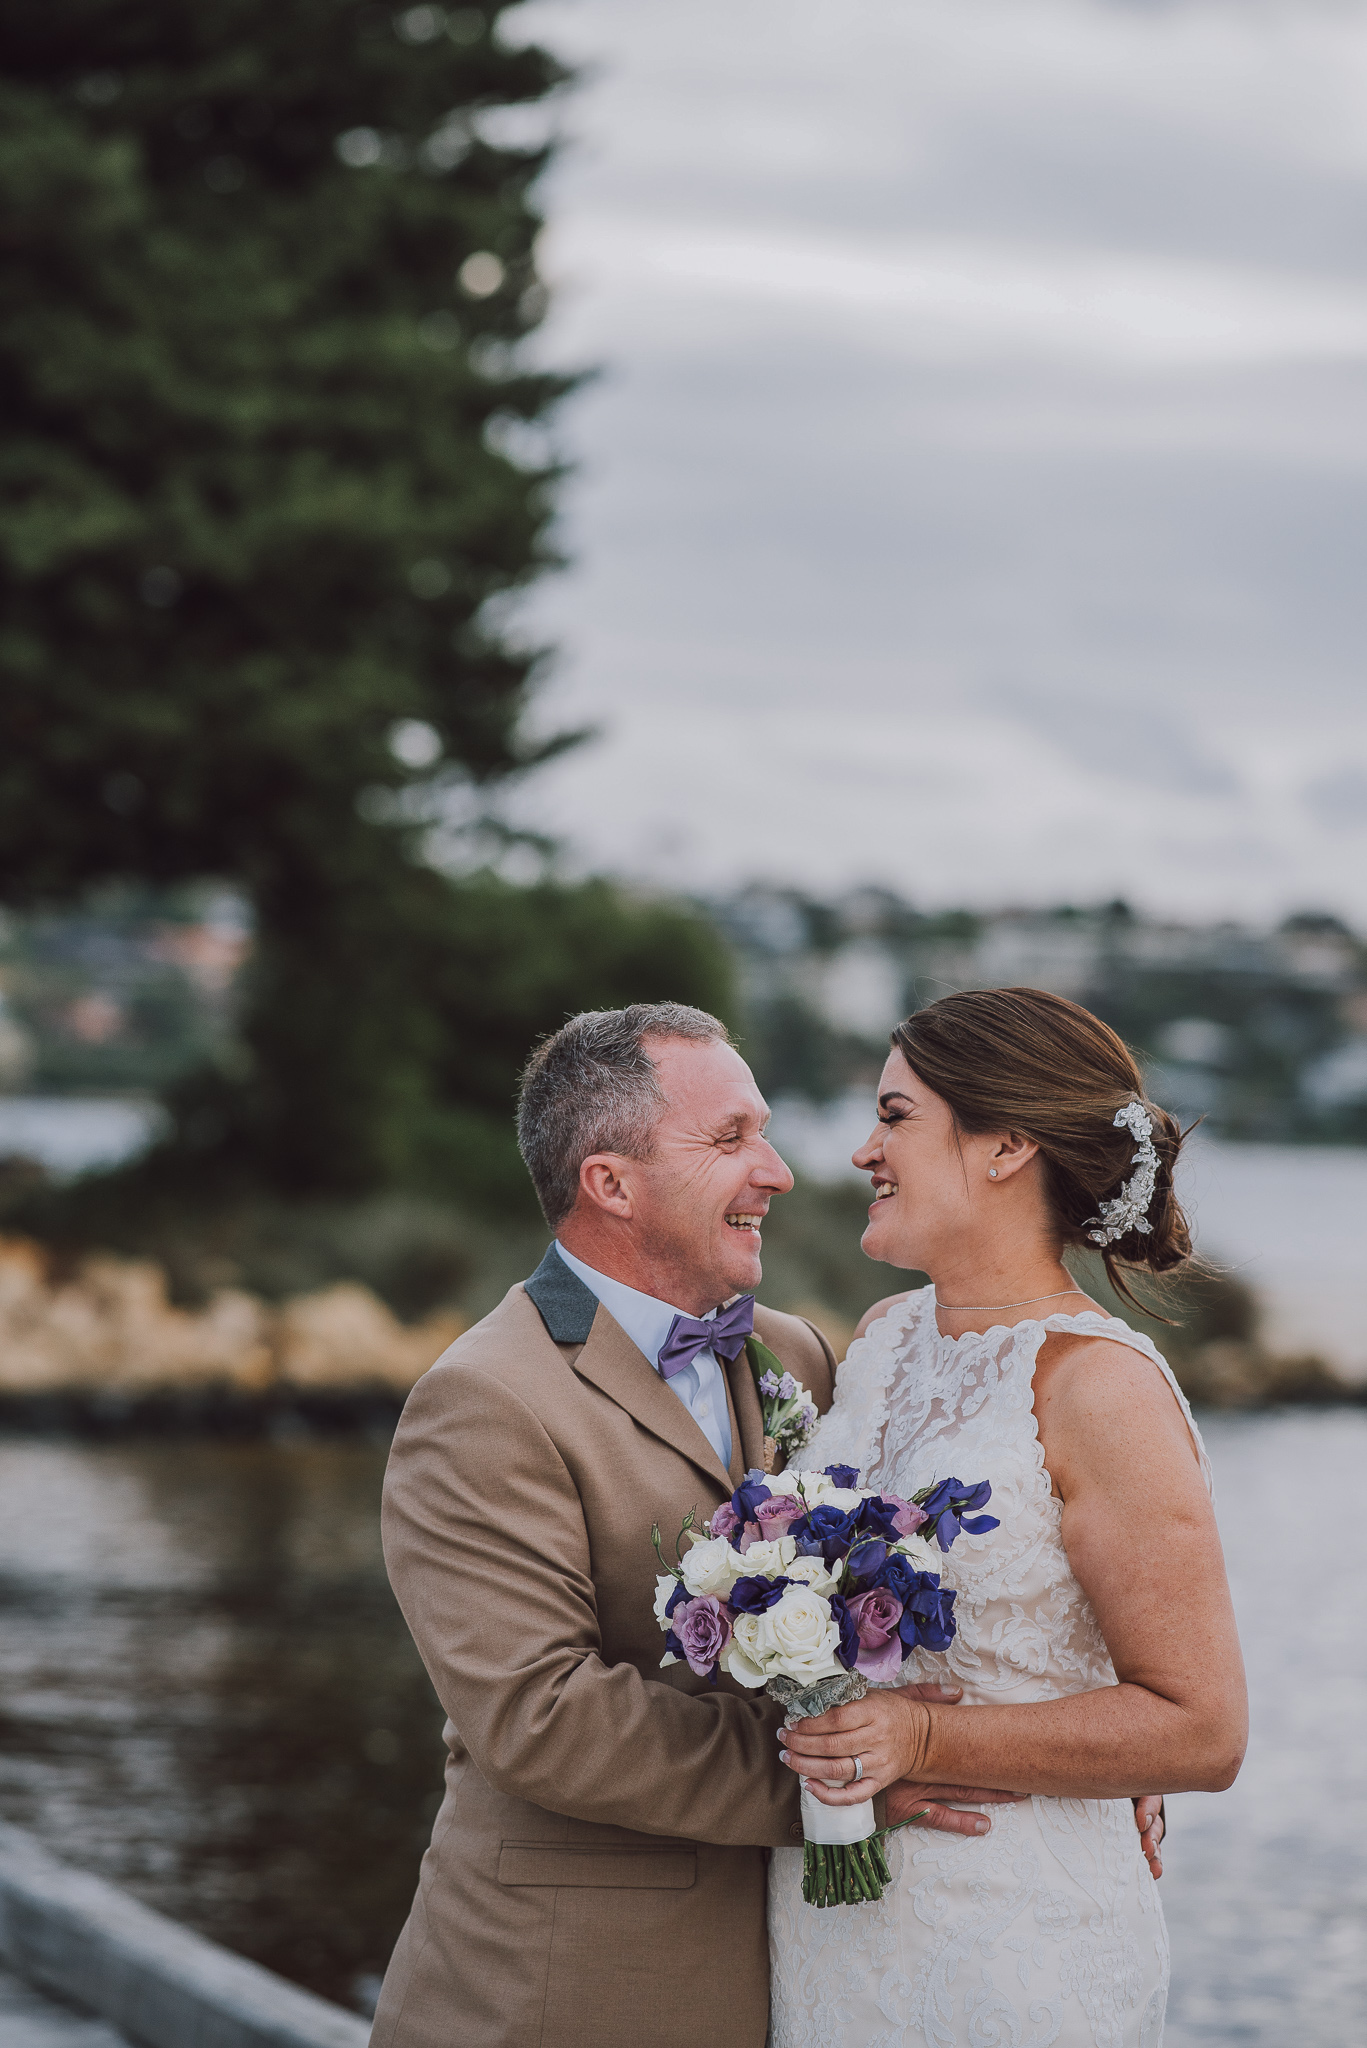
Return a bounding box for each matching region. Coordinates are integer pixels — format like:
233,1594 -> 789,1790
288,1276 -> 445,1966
0,1823 -> 370,2048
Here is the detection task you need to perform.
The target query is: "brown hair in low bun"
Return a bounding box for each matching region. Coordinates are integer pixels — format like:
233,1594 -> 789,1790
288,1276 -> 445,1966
891,987 -> 1193,1314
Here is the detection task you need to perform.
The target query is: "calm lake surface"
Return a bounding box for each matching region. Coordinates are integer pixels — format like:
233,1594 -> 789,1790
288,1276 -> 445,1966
0,1411 -> 1364,2040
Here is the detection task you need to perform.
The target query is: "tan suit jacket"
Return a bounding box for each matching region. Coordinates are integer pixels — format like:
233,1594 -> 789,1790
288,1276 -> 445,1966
370,1251 -> 838,2048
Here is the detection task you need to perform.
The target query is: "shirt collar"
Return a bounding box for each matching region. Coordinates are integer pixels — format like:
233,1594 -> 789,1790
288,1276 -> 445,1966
553,1241 -> 716,1370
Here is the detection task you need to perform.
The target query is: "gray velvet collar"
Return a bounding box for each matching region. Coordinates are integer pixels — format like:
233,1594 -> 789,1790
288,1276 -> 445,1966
523,1242 -> 599,1345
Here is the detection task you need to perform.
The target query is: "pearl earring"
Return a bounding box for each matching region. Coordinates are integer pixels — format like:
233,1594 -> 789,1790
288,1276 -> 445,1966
988,1168 -> 998,1178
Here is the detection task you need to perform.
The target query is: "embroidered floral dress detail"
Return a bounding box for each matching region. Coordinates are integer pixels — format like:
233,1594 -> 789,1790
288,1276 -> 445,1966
768,1289 -> 1209,2048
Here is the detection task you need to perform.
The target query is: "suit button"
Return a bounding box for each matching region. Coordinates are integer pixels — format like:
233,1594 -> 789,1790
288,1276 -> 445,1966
789,1823 -> 803,1842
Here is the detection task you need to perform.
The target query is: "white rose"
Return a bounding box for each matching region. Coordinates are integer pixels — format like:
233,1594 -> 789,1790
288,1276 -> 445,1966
895,1534 -> 942,1578
785,1468 -> 833,1503
764,1472 -> 805,1498
822,1486 -> 864,1513
753,1584 -> 843,1685
680,1534 -> 742,1599
783,1554 -> 841,1599
653,1573 -> 682,1628
734,1534 -> 797,1579
722,1613 -> 772,1689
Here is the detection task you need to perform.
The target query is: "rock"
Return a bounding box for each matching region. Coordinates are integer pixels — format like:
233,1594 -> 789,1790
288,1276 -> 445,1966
0,1236 -> 463,1401
1177,1337 -> 1353,1409
275,1283 -> 463,1393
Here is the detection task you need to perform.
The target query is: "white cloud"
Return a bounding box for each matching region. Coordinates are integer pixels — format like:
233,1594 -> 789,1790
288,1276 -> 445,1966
502,0 -> 1367,920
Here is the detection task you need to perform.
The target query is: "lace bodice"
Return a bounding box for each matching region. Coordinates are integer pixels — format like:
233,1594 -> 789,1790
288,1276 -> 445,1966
768,1290 -> 1205,2048
809,1287 -> 1212,1704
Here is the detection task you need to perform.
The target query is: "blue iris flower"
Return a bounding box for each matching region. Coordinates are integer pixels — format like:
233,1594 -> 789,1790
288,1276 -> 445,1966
801,1503 -> 861,1563
729,1574 -> 791,1614
829,1593 -> 861,1671
845,1537 -> 888,1581
918,1477 -> 1001,1552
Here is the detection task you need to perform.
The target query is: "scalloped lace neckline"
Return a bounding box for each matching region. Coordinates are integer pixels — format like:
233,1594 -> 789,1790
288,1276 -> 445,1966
925,1302 -> 1124,1351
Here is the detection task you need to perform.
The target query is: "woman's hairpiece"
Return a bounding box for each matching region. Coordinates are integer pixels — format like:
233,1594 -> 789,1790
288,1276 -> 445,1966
1085,1100 -> 1159,1247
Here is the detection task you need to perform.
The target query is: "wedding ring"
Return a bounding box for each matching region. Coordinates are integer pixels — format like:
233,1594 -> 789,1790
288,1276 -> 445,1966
850,1754 -> 864,1783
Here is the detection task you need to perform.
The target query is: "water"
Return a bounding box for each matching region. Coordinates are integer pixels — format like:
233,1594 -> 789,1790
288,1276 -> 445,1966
0,1096 -> 167,1178
0,1412 -> 1363,2040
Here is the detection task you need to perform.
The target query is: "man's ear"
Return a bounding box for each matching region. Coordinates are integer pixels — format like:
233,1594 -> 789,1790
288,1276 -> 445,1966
988,1130 -> 1040,1183
578,1154 -> 636,1218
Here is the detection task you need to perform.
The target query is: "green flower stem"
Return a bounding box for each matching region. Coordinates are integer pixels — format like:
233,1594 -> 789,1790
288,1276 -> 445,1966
801,1835 -> 891,1908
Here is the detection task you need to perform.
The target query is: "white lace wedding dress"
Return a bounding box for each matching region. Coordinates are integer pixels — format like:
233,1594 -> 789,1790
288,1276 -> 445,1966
768,1287 -> 1212,2048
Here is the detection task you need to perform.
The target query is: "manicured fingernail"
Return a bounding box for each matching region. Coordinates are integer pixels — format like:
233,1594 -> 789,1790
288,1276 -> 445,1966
972,1819 -> 988,1834
779,1749 -> 790,1765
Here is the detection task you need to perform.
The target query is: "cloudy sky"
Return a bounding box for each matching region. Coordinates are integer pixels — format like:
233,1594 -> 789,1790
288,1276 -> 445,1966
496,0 -> 1367,920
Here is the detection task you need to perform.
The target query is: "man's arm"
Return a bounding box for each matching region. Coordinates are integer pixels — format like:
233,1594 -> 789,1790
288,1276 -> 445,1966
383,1362 -> 801,1847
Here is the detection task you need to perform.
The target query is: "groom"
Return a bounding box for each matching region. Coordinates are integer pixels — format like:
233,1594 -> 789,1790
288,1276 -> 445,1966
371,1003 -> 1036,2048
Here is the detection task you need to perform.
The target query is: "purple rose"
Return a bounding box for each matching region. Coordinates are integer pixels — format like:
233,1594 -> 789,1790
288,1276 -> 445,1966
881,1493 -> 929,1536
846,1586 -> 906,1682
673,1594 -> 733,1677
709,1501 -> 741,1542
735,1520 -> 764,1554
755,1496 -> 807,1540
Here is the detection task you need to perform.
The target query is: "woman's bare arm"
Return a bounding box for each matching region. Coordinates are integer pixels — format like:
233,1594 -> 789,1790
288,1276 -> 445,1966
783,1338 -> 1247,1804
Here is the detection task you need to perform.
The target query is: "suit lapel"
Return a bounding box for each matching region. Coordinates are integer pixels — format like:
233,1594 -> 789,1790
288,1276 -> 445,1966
725,1347 -> 766,1482
570,1302 -> 734,1494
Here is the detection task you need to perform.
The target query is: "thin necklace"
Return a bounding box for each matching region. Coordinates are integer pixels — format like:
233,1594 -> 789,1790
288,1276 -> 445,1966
933,1287 -> 1088,1312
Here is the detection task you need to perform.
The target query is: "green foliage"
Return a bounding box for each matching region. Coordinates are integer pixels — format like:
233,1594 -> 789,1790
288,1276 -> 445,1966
739,993 -> 885,1105
0,1 -> 738,1209
0,0 -> 573,899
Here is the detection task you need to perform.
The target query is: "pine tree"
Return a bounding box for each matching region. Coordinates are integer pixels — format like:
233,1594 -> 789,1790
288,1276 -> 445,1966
0,1 -> 734,1200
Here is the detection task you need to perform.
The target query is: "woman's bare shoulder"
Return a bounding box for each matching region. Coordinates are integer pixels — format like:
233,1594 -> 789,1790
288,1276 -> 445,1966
854,1290 -> 916,1341
1035,1326 -> 1203,1482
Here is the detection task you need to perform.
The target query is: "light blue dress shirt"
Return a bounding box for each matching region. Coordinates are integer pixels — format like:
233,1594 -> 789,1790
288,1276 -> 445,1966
554,1241 -> 734,1471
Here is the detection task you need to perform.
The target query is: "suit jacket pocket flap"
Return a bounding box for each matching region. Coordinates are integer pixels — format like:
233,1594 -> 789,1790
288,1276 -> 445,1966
498,1844 -> 696,1889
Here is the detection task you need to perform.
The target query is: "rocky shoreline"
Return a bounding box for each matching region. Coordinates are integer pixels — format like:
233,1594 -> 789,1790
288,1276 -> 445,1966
0,1233 -> 1358,1435
0,1235 -> 461,1435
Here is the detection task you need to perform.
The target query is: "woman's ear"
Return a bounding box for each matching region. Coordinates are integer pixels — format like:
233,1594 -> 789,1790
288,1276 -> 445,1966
988,1130 -> 1040,1183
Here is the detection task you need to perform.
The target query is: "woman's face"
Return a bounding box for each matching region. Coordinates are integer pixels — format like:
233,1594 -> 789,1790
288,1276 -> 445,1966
853,1049 -> 988,1271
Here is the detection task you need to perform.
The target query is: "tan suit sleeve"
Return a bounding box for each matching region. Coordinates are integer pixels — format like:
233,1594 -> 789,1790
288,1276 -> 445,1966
796,1315 -> 838,1411
382,1364 -> 803,1848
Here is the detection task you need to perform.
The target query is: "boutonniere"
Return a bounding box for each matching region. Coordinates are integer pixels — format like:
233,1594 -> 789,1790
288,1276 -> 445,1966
744,1336 -> 820,1474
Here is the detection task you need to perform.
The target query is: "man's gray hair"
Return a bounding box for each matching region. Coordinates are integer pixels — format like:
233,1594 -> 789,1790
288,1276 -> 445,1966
517,1002 -> 733,1227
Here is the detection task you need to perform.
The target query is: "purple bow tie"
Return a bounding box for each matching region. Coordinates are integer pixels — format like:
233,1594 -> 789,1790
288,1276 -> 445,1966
657,1295 -> 755,1380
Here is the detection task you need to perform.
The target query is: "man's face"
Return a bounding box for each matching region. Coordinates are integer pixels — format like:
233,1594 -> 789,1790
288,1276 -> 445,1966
614,1036 -> 795,1313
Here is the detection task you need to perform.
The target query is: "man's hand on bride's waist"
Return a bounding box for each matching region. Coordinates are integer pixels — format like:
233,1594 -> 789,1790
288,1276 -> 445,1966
884,1779 -> 1023,1836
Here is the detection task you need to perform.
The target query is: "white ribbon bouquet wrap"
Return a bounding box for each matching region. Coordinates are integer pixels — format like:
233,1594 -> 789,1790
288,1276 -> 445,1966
651,1462 -> 999,1907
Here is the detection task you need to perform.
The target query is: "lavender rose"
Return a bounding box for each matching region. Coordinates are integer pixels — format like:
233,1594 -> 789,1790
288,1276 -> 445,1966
708,1501 -> 741,1542
883,1493 -> 929,1536
755,1495 -> 807,1541
673,1594 -> 733,1677
846,1585 -> 906,1682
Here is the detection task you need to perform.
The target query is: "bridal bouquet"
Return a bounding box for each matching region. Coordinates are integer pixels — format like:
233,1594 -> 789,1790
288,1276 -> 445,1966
651,1464 -> 999,1907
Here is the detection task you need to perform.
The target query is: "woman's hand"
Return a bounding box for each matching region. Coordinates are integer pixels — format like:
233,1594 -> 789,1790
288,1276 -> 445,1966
779,1688 -> 933,1804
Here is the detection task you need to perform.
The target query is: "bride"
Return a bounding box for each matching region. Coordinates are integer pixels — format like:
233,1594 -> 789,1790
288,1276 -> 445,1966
767,987 -> 1247,2048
